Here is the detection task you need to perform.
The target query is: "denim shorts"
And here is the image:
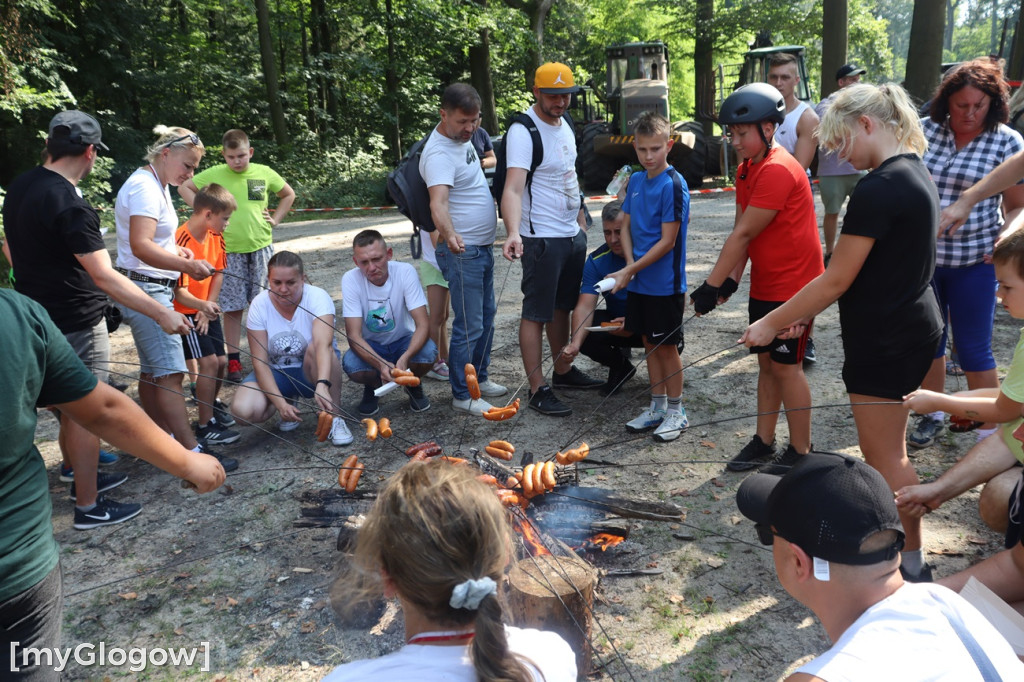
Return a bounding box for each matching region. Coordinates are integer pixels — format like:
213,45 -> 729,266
343,335 -> 437,376
64,317 -> 110,384
118,281 -> 187,377
242,347 -> 341,399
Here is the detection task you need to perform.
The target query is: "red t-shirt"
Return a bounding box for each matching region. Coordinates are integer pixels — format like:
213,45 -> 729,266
173,221 -> 227,315
736,147 -> 823,301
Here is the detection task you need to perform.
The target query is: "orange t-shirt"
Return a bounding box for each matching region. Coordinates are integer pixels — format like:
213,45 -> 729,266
736,147 -> 823,301
173,221 -> 227,315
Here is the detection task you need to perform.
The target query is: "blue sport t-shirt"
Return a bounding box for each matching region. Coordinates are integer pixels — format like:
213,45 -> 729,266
622,167 -> 689,295
580,244 -> 628,318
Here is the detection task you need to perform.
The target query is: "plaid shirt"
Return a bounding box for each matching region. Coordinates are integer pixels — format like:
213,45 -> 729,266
923,118 -> 1024,268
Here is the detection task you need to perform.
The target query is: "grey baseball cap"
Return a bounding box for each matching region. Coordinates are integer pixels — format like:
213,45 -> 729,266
48,110 -> 109,151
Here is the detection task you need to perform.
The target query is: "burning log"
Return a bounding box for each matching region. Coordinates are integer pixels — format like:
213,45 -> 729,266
506,553 -> 597,676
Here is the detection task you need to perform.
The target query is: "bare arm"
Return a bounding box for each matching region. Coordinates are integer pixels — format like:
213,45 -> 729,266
178,179 -> 199,207
480,149 -> 496,170
268,183 -> 296,227
609,219 -> 680,293
563,292 -> 600,360
903,387 -> 1019,423
128,215 -> 213,280
56,382 -> 224,492
940,150 -> 1024,235
427,184 -> 464,253
793,108 -> 820,170
938,543 -> 1024,607
999,183 -> 1024,230
310,313 -> 336,411
501,167 -> 528,260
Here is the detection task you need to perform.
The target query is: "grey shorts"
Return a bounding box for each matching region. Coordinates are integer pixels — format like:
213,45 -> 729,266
64,317 -> 110,384
521,231 -> 587,322
219,245 -> 274,312
818,173 -> 865,215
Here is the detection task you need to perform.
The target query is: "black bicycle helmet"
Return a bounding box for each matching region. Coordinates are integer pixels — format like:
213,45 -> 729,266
719,83 -> 786,125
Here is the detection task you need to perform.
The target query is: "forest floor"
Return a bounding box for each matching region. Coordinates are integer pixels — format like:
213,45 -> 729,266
36,190 -> 1016,680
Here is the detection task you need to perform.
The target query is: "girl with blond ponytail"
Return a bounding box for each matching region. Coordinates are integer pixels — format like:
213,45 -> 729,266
740,83 -> 943,581
323,460 -> 576,681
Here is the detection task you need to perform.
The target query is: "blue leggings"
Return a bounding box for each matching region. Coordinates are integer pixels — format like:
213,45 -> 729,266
931,262 -> 997,372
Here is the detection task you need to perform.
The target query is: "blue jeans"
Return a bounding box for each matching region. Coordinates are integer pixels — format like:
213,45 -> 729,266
342,335 -> 437,380
436,243 -> 496,400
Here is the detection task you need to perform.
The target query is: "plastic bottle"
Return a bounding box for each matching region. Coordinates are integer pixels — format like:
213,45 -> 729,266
605,165 -> 632,196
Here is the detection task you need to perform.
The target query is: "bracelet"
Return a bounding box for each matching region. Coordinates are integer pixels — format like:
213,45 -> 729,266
316,379 -> 332,389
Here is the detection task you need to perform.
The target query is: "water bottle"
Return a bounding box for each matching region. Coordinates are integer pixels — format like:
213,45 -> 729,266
606,165 -> 632,196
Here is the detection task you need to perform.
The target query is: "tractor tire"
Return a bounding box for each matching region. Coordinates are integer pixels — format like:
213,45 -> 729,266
673,120 -> 706,189
578,122 -> 621,192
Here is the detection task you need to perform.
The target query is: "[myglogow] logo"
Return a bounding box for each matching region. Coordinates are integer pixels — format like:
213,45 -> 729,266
9,641 -> 211,673
553,72 -> 566,85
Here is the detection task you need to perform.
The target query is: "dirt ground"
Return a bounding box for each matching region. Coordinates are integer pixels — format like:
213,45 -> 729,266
37,191 -> 1017,680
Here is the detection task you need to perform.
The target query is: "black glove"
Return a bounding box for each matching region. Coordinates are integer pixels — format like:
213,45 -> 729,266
718,277 -> 739,302
690,281 -> 720,315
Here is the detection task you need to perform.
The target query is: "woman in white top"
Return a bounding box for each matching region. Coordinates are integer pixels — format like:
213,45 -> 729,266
323,460 -> 576,682
114,127 -> 235,470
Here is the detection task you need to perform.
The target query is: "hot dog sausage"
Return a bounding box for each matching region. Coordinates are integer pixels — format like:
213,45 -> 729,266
362,418 -> 378,441
345,462 -> 365,493
378,418 -> 392,438
485,445 -> 514,460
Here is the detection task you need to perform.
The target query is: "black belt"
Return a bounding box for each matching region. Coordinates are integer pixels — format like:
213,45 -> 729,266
116,268 -> 176,288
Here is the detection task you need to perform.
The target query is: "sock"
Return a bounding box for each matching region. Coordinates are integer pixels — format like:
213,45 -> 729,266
192,444 -> 202,453
228,352 -> 240,363
901,549 -> 924,576
652,394 -> 668,412
928,411 -> 944,422
975,426 -> 997,442
76,503 -> 97,513
667,396 -> 683,415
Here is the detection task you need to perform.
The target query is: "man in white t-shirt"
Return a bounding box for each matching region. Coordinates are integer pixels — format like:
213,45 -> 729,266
342,230 -> 436,416
737,452 -> 1024,681
501,61 -> 602,418
421,83 -> 508,416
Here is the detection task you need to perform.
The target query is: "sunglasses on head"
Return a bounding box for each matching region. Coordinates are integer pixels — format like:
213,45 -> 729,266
161,133 -> 202,149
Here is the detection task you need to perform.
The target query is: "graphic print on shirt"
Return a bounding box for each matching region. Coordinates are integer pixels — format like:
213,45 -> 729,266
559,142 -> 579,211
269,329 -> 306,368
366,299 -> 396,335
247,179 -> 267,202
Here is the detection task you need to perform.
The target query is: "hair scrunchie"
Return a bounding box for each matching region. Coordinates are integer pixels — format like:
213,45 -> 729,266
449,577 -> 497,610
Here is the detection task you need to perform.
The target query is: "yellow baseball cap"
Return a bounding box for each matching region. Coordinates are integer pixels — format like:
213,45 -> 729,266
535,62 -> 579,94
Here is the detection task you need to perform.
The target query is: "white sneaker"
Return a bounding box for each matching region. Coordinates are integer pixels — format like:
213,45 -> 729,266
626,407 -> 665,433
426,360 -> 450,381
278,419 -> 300,432
653,410 -> 688,442
452,397 -> 494,416
478,379 -> 508,397
330,417 -> 354,446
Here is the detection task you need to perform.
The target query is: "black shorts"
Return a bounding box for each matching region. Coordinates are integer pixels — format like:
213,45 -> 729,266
521,231 -> 587,322
841,337 -> 939,400
748,298 -> 810,365
625,291 -> 685,351
182,316 -> 226,361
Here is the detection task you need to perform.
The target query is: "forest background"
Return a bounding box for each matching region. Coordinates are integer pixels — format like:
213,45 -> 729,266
1,0 -> 1024,220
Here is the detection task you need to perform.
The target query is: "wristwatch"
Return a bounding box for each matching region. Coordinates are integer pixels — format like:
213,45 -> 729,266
316,379 -> 332,389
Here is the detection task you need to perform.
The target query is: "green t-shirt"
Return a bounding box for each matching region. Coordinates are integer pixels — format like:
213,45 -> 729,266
999,328 -> 1024,462
0,290 -> 97,601
191,162 -> 286,253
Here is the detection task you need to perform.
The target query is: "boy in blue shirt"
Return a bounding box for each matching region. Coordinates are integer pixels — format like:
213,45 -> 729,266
608,112 -> 689,441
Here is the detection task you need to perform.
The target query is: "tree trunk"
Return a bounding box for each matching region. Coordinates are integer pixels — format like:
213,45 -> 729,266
384,0 -> 402,165
470,28 -> 499,135
944,0 -> 956,52
694,0 -> 714,133
906,0 -> 946,105
255,0 -> 290,146
298,0 -> 318,134
1009,3 -> 1024,82
505,0 -> 554,90
821,0 -> 848,99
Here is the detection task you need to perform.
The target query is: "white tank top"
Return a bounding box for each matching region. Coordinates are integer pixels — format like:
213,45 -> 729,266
775,100 -> 811,175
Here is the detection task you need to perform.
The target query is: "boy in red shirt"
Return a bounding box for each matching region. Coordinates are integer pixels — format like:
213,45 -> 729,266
174,184 -> 240,445
690,83 -> 823,472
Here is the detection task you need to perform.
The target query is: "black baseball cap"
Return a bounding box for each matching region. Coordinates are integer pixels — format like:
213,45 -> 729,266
48,110 -> 109,151
836,64 -> 866,82
737,452 -> 905,565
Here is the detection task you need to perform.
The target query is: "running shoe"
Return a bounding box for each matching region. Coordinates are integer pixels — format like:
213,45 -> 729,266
552,365 -> 603,389
726,435 -> 777,472
757,444 -> 804,475
907,415 -> 945,449
426,360 -> 450,381
330,417 -> 354,446
69,471 -> 128,501
359,385 -> 380,417
625,407 -> 665,433
478,379 -> 508,397
196,418 -> 241,445
73,496 -> 143,530
213,398 -> 236,427
528,386 -> 572,417
803,338 -> 817,366
452,397 -> 494,416
407,385 -> 431,412
653,409 -> 688,442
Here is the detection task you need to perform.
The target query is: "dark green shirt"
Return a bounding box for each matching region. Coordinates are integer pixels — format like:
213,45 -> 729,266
0,290 -> 97,601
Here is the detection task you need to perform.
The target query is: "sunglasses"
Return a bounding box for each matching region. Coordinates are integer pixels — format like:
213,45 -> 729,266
161,133 -> 202,149
754,523 -> 781,546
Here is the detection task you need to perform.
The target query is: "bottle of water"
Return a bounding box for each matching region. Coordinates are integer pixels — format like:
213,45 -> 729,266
606,165 -> 632,196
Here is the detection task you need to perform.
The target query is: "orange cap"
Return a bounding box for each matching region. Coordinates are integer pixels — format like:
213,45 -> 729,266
534,62 -> 579,94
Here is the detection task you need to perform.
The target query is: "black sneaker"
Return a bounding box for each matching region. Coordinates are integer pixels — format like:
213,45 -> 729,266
359,385 -> 380,417
528,386 -> 572,417
758,444 -> 804,475
803,338 -> 817,366
726,435 -> 776,472
73,495 -> 143,530
198,442 -> 239,473
196,418 -> 241,445
552,365 -> 604,390
599,362 -> 636,397
899,563 -> 934,583
213,398 -> 236,427
69,471 -> 128,501
406,385 -> 430,412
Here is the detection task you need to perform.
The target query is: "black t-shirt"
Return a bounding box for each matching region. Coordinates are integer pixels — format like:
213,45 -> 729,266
838,154 -> 943,362
3,166 -> 108,333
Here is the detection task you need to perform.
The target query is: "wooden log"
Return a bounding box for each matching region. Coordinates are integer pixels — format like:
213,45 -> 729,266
506,554 -> 597,676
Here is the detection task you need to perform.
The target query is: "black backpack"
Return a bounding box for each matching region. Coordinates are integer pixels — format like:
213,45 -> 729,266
387,133 -> 436,258
491,111 -> 586,234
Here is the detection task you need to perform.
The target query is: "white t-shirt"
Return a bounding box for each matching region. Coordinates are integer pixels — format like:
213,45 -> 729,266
246,284 -> 336,370
321,625 -> 576,682
419,127 -> 497,246
797,582 -> 1024,680
419,229 -> 439,269
341,261 -> 426,345
505,107 -> 581,238
114,167 -> 181,279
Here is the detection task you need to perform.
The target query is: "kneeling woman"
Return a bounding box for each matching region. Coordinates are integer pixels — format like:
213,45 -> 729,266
230,251 -> 352,445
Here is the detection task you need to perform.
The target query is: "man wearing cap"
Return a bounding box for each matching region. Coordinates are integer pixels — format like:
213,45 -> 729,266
501,61 -> 601,418
815,65 -> 868,264
3,110 -> 196,529
737,452 -> 1024,679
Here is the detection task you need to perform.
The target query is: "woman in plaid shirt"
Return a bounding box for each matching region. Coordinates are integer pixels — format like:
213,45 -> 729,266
909,59 -> 1024,450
